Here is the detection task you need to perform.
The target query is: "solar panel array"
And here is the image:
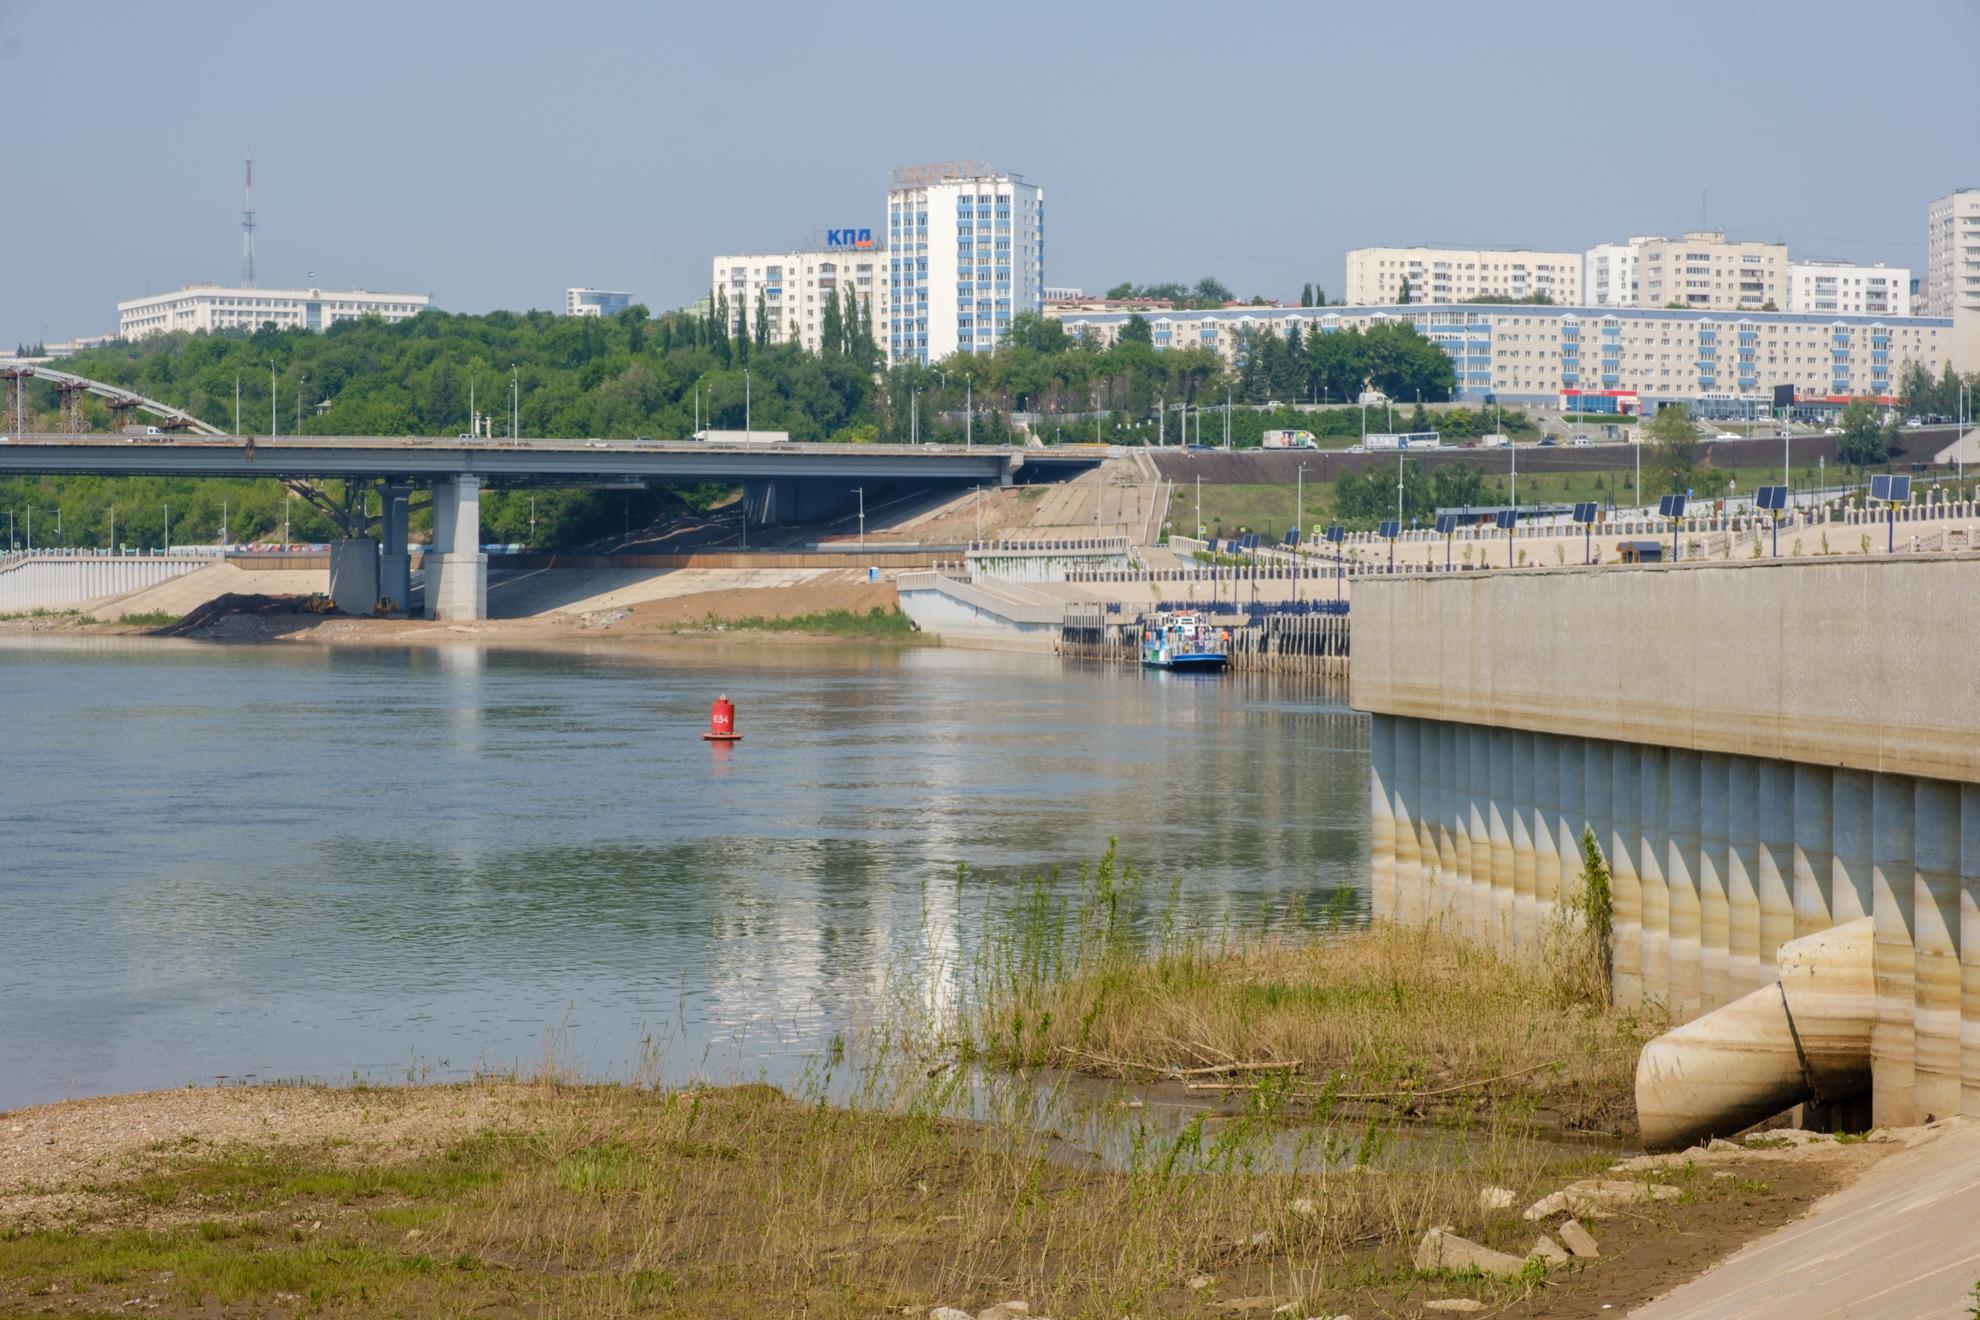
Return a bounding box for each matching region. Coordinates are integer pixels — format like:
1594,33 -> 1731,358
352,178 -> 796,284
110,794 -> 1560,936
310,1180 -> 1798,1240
1378,520 -> 1400,539
1755,485 -> 1789,511
1870,474 -> 1912,503
1658,494 -> 1689,518
1572,502 -> 1599,524
1434,514 -> 1459,535
1284,528 -> 1301,546
1493,509 -> 1518,530
1324,525 -> 1346,544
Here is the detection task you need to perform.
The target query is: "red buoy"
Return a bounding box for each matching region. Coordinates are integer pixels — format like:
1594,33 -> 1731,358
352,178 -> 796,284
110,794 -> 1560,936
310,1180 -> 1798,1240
702,694 -> 742,742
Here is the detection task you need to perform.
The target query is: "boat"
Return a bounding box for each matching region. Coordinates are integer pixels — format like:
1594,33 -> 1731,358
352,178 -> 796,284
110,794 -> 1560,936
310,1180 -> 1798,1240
1140,611 -> 1229,673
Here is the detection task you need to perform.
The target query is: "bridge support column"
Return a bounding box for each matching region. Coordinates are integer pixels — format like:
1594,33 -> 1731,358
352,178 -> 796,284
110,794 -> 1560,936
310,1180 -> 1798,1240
1392,717 -> 1421,927
1417,720 -> 1441,926
1583,737 -> 1612,943
1435,722 -> 1457,930
424,475 -> 486,621
1757,761 -> 1796,980
1534,732 -> 1561,938
1871,773 -> 1917,1125
1667,749 -> 1703,1020
1556,736 -> 1584,930
1913,778 -> 1962,1120
1832,769 -> 1875,924
1794,764 -> 1835,939
1961,785 -> 1980,1119
1699,752 -> 1731,1008
1609,743 -> 1642,1007
1511,732 -> 1536,953
1638,746 -> 1670,1008
1727,755 -> 1763,995
1370,715 -> 1395,920
1467,722 -> 1491,942
1451,724 -> 1474,935
1487,729 -> 1514,947
379,483 -> 412,613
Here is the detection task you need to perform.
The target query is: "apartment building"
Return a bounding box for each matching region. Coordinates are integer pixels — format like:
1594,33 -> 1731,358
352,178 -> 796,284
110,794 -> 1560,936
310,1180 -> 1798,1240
709,249 -> 890,356
1787,261 -> 1910,317
117,285 -> 431,340
565,288 -> 633,317
1049,302 -> 1953,406
1584,238 -> 1659,307
1635,231 -> 1787,311
1925,189 -> 1980,319
1344,247 -> 1582,306
886,161 -> 1045,365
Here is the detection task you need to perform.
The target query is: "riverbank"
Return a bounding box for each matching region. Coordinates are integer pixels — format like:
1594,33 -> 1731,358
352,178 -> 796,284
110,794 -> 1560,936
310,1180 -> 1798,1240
0,1076 -> 1893,1319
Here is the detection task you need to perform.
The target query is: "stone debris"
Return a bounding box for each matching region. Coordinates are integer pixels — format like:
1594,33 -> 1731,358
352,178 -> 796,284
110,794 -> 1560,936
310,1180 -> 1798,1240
1745,1128 -> 1833,1147
1288,1196 -> 1319,1218
1708,1137 -> 1742,1153
976,1304 -> 1033,1320
1523,1178 -> 1683,1220
930,1310 -> 973,1320
1422,1301 -> 1484,1314
1478,1185 -> 1516,1211
1189,1275 -> 1215,1291
1529,1234 -> 1569,1265
1218,1298 -> 1280,1314
1558,1218 -> 1600,1258
1413,1226 -> 1529,1277
1249,1230 -> 1275,1248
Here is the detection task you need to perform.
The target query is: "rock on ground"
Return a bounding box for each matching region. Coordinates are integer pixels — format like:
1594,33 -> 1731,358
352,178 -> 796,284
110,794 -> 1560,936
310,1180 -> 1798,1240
1523,1178 -> 1682,1220
1478,1185 -> 1516,1210
1422,1301 -> 1485,1314
1558,1218 -> 1600,1258
1530,1234 -> 1569,1264
1414,1226 -> 1529,1277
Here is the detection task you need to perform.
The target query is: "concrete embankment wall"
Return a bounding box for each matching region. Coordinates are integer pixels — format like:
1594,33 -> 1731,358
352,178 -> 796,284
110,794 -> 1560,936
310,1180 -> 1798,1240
0,554 -> 213,612
1353,555 -> 1980,1127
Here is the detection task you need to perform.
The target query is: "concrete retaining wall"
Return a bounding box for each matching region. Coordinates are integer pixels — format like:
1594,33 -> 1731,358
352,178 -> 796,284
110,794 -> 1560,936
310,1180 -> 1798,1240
1355,556 -> 1980,1127
0,553 -> 214,612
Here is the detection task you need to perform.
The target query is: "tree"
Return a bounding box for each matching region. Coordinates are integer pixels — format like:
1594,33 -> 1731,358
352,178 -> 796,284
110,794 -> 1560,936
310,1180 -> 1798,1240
1643,404 -> 1700,495
820,290 -> 844,359
1314,286 -> 1326,307
753,291 -> 769,349
1118,313 -> 1153,346
1837,398 -> 1893,471
1396,277 -> 1411,305
1299,283 -> 1313,308
1005,312 -> 1069,354
1191,277 -> 1234,306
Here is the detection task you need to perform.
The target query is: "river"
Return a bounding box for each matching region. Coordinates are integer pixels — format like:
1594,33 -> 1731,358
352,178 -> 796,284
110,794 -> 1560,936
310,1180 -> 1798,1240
0,637 -> 1369,1111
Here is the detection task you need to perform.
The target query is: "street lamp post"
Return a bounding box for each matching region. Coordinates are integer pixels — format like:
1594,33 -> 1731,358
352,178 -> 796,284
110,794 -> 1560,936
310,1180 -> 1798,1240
269,362 -> 277,438
1294,461 -> 1308,604
854,486 -> 865,548
511,365 -> 519,443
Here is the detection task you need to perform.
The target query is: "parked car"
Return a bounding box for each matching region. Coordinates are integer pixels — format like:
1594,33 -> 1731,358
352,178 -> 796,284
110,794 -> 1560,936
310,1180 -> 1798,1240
1713,431 -> 1740,441
1823,425 -> 1842,436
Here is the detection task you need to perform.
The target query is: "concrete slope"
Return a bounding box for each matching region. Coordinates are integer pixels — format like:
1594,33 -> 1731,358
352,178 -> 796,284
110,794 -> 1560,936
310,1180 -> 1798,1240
1630,1119 -> 1980,1319
83,562 -> 327,620
485,566 -> 838,618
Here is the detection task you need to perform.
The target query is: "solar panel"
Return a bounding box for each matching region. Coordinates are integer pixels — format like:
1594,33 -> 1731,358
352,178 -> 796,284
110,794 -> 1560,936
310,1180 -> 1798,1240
1377,520 -> 1400,539
1204,537 -> 1219,553
1324,525 -> 1345,543
1284,528 -> 1301,546
1492,510 -> 1517,530
1658,494 -> 1688,518
1869,475 -> 1891,503
1434,514 -> 1459,535
1887,475 -> 1911,502
1755,485 -> 1788,511
1572,502 -> 1599,524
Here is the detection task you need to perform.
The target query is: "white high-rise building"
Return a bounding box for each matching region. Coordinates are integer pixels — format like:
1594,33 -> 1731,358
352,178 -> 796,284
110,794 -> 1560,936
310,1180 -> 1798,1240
565,288 -> 633,317
1344,247 -> 1582,305
886,161 -> 1045,365
709,249 -> 890,356
1584,238 -> 1657,307
1925,189 -> 1980,319
1635,231 -> 1788,311
117,285 -> 430,340
1787,261 -> 1910,316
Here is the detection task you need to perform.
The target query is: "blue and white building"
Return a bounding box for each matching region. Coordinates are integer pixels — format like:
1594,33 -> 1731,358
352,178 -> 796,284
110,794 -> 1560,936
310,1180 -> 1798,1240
565,288 -> 633,317
1043,303 -> 1957,408
886,161 -> 1044,365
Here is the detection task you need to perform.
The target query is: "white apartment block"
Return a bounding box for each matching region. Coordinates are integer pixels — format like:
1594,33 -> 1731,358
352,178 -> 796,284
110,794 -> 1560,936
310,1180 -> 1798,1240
1049,303 -> 1953,406
1787,261 -> 1910,317
117,285 -> 430,340
710,249 -> 890,356
1345,247 -> 1582,306
1584,238 -> 1658,307
1635,231 -> 1787,311
887,161 -> 1045,365
565,288 -> 632,317
1925,189 -> 1980,319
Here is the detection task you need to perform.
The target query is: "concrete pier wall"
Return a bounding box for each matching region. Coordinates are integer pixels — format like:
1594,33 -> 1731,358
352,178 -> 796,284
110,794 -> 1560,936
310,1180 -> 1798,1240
0,553 -> 213,612
1354,558 -> 1980,1127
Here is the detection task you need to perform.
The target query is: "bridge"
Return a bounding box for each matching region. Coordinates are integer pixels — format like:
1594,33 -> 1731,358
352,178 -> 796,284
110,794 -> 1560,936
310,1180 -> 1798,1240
0,430 -> 1102,619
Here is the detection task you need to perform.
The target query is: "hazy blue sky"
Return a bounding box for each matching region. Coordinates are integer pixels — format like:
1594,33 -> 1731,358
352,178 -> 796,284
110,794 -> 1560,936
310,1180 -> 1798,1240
4,0 -> 1977,345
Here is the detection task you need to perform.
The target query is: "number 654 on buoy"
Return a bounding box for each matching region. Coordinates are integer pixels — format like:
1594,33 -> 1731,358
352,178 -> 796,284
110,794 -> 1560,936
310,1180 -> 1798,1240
702,695 -> 742,742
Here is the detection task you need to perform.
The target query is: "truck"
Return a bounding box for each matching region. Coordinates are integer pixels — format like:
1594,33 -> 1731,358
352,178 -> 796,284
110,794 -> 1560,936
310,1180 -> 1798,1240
692,429 -> 790,444
1261,429 -> 1317,449
1364,431 -> 1441,451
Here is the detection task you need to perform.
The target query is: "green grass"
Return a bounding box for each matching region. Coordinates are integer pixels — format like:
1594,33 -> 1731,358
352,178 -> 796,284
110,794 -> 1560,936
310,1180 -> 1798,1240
116,610 -> 183,628
714,605 -> 920,637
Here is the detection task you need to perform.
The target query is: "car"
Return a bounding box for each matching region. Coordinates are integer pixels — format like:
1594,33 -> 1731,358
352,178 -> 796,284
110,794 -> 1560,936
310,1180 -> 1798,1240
1537,437 -> 1558,447
1714,431 -> 1740,441
1823,425 -> 1842,436
1906,417 -> 1924,427
1571,436 -> 1592,447
584,439 -> 609,448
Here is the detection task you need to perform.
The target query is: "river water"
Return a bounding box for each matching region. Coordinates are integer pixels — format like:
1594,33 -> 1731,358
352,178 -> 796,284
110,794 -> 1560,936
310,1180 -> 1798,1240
0,637 -> 1369,1111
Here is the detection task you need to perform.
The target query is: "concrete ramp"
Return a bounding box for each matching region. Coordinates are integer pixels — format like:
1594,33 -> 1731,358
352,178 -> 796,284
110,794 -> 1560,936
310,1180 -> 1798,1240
1630,1119 -> 1980,1318
83,562 -> 327,620
486,566 -> 838,618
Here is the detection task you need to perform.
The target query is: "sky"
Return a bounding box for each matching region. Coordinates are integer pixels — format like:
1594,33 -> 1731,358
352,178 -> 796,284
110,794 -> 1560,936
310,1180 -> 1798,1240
3,0 -> 1977,346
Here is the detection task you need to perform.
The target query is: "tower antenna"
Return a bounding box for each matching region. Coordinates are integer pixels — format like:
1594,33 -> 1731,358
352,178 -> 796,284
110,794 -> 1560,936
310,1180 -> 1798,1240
242,147 -> 256,288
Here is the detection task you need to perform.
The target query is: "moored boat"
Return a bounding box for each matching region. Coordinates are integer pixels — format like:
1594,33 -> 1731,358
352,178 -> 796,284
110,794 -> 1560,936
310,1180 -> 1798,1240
1140,611 -> 1229,672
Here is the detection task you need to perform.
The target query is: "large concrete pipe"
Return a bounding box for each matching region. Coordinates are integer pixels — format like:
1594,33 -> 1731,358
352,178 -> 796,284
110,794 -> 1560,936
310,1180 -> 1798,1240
1636,917 -> 1875,1151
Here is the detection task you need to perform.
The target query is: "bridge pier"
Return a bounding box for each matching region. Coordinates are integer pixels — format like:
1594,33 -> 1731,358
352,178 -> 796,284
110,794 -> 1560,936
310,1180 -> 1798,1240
379,483 -> 412,612
424,475 -> 486,621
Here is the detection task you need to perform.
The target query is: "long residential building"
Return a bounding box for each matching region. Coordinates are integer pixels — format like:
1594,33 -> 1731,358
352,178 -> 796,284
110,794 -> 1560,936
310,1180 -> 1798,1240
1345,246 -> 1582,306
710,249 -> 890,355
1046,302 -> 1957,407
886,161 -> 1045,365
117,285 -> 431,340
1925,188 -> 1980,319
1634,231 -> 1787,311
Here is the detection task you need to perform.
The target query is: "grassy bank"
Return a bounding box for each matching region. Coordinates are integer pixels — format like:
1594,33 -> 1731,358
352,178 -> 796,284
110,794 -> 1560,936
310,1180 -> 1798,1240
704,604 -> 921,638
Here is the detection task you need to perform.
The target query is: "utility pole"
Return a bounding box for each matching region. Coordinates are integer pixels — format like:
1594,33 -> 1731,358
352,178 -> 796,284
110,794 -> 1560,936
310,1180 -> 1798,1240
511,365 -> 519,442
270,362 -> 277,438
744,367 -> 751,441
234,371 -> 241,435
966,377 -> 972,446
297,374 -> 306,434
854,486 -> 865,548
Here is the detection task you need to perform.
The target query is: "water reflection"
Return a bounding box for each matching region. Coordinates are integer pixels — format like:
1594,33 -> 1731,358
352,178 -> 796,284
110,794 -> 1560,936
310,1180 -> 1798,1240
0,638 -> 1369,1109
